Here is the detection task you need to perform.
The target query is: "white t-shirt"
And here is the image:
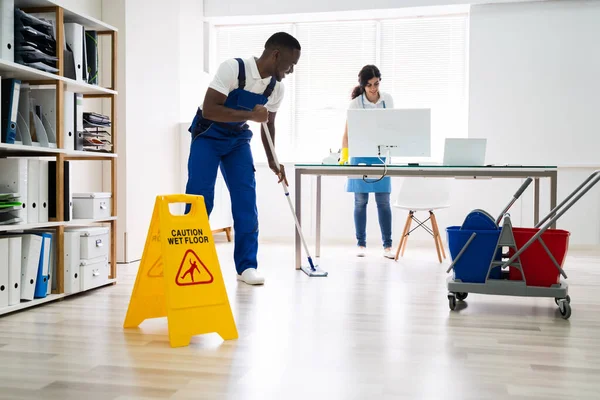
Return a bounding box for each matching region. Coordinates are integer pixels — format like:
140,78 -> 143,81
348,91 -> 394,110
208,57 -> 285,113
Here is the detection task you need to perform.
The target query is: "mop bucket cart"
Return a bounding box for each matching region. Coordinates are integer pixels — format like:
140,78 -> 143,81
446,170 -> 600,320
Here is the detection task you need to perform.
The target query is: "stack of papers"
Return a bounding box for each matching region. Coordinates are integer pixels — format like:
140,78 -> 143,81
82,112 -> 112,153
14,9 -> 59,74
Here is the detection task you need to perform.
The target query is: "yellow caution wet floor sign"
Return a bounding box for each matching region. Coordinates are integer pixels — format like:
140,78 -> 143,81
123,194 -> 238,347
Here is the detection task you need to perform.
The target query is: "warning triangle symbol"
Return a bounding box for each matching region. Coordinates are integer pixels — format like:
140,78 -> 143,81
175,249 -> 214,286
147,258 -> 164,278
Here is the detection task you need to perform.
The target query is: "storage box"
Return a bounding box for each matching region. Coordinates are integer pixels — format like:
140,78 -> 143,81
77,227 -> 109,259
73,192 -> 112,219
80,256 -> 109,291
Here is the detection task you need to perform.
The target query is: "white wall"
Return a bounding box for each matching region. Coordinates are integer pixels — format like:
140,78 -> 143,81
204,0 -> 541,17
468,0 -> 600,246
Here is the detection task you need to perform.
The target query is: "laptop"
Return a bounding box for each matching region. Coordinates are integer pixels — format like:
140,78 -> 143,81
443,138 -> 487,166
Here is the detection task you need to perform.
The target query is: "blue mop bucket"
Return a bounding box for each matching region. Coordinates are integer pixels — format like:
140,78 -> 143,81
446,226 -> 503,283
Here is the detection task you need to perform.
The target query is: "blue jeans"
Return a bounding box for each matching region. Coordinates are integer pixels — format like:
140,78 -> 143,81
354,192 -> 392,248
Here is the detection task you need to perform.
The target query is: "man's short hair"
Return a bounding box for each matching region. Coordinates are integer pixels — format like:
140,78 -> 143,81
265,32 -> 301,51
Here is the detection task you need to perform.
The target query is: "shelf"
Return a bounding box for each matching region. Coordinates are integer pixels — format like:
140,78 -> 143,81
64,150 -> 117,159
0,218 -> 117,233
0,278 -> 116,317
64,217 -> 117,226
0,221 -> 63,233
0,59 -> 117,95
15,0 -> 118,32
0,143 -> 62,157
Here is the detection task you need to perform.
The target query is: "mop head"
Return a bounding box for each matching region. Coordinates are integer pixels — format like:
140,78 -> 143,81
301,257 -> 328,277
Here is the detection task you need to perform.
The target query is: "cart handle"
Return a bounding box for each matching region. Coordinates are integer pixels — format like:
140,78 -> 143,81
536,170 -> 600,229
496,177 -> 533,225
502,170 -> 600,274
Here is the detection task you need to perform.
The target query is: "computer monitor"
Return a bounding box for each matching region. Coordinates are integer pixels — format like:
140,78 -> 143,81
347,108 -> 431,161
443,138 -> 487,166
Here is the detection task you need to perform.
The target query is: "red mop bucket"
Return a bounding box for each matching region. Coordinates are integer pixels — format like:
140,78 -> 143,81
509,228 -> 570,287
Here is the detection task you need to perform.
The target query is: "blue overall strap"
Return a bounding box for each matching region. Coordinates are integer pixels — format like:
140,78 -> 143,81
262,76 -> 277,98
235,58 -> 246,90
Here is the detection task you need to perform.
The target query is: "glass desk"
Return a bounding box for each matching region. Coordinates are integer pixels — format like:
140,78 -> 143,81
292,164 -> 558,271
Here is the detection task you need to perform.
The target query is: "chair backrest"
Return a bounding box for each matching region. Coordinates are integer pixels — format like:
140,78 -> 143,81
394,177 -> 451,209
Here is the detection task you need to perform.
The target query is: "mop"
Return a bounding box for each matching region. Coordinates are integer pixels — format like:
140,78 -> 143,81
261,122 -> 328,277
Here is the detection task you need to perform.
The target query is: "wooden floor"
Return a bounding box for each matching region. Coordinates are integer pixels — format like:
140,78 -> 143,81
1,239 -> 600,399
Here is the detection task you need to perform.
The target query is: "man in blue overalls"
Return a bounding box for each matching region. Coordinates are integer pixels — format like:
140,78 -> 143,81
186,32 -> 301,285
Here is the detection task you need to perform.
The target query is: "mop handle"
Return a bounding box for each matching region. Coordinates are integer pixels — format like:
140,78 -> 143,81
261,122 -> 313,260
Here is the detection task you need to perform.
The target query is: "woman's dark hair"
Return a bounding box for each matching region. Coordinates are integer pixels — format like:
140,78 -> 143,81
351,65 -> 382,99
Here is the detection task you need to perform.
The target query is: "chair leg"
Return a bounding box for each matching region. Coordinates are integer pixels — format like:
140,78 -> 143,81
430,211 -> 444,263
395,211 -> 413,261
400,211 -> 413,257
431,212 -> 446,259
225,227 -> 232,242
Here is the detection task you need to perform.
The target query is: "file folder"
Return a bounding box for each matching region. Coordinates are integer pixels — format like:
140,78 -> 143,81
0,158 -> 28,222
63,90 -> 75,150
47,231 -> 55,295
38,160 -> 49,222
75,93 -> 84,150
8,236 -> 21,305
27,159 -> 39,223
64,23 -> 84,82
33,232 -> 50,298
0,0 -> 14,62
49,160 -> 72,221
0,238 -> 9,308
20,234 -> 42,301
1,78 -> 21,144
17,83 -> 32,145
63,231 -> 80,294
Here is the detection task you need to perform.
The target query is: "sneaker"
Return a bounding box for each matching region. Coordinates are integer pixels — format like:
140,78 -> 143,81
357,246 -> 366,257
383,248 -> 395,259
237,268 -> 265,285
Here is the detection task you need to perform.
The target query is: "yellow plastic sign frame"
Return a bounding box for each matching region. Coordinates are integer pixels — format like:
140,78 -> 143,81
123,194 -> 238,347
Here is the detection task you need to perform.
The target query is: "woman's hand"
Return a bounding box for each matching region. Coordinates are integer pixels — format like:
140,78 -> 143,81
270,163 -> 288,186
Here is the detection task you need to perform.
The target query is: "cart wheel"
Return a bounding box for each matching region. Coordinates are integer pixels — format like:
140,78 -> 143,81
448,295 -> 457,311
555,295 -> 571,306
559,301 -> 572,320
456,292 -> 468,301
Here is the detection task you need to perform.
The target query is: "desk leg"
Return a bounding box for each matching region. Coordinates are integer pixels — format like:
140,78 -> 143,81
550,171 -> 558,229
295,168 -> 302,270
316,175 -> 321,258
534,178 -> 540,226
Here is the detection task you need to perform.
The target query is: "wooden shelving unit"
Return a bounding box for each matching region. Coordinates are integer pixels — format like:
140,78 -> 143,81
0,1 -> 118,315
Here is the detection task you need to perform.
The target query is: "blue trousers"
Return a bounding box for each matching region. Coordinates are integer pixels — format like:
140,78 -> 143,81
185,136 -> 258,275
354,192 -> 392,248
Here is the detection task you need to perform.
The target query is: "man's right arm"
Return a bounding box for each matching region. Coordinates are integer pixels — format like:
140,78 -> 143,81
201,59 -> 267,123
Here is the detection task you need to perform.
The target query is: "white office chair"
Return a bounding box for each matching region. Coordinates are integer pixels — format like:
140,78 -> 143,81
393,178 -> 451,263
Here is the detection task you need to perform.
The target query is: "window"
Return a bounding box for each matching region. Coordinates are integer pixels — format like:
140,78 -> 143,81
211,12 -> 468,163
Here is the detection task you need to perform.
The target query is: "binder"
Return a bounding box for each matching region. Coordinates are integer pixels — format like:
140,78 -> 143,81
47,231 -> 55,295
20,234 -> 42,301
85,31 -> 98,85
0,238 -> 8,308
74,93 -> 84,150
1,78 -> 21,144
49,160 -> 72,221
0,158 -> 28,222
64,23 -> 84,82
33,232 -> 50,298
38,160 -> 49,222
8,236 -> 21,306
63,90 -> 75,150
0,0 -> 14,62
27,159 -> 39,223
63,231 -> 80,294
